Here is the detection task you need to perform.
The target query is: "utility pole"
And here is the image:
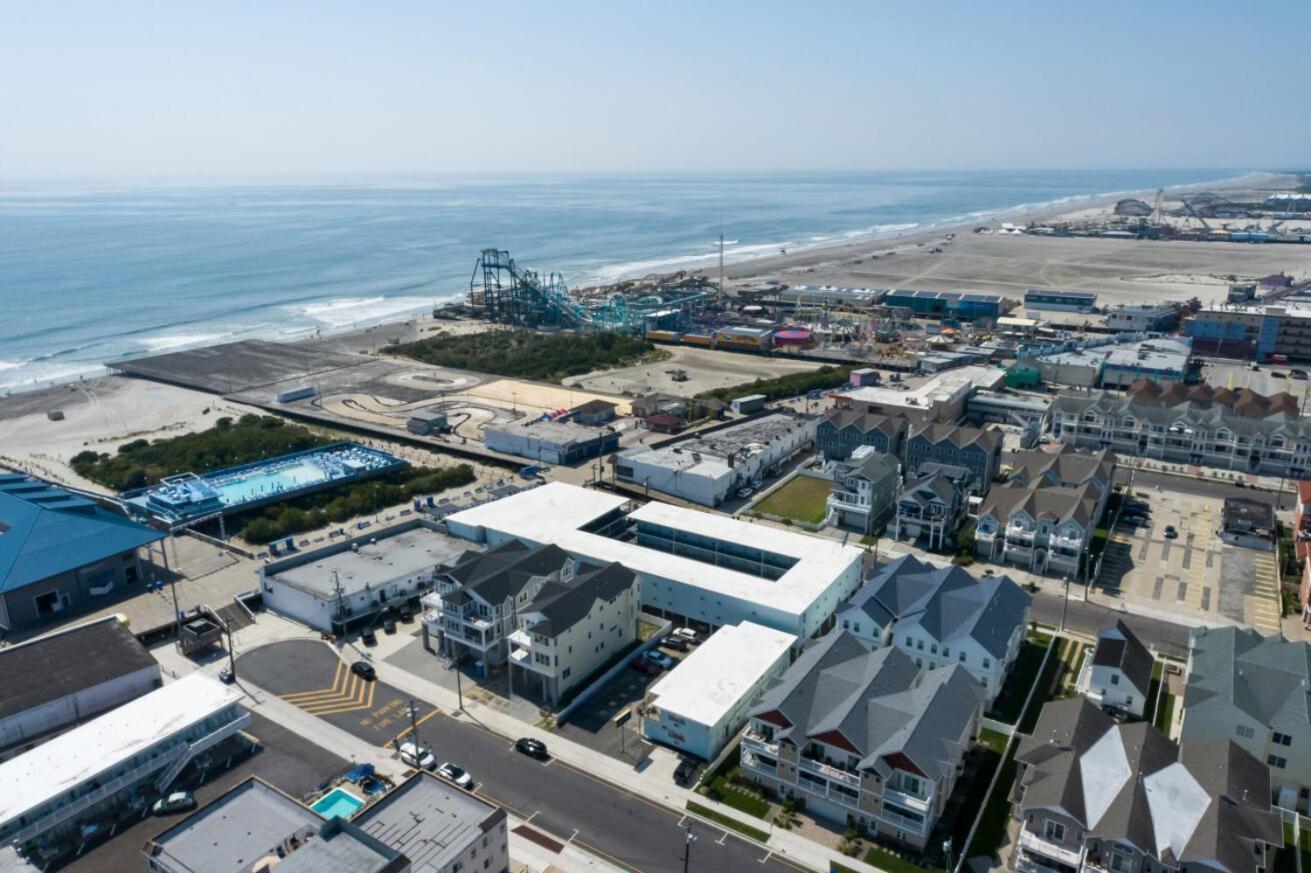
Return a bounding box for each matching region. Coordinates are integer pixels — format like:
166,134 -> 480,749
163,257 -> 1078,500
681,821 -> 697,873
224,619 -> 237,681
943,837 -> 954,873
1059,574 -> 1071,632
407,698 -> 422,749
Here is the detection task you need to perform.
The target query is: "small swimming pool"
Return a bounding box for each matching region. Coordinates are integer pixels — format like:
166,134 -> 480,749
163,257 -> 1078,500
311,787 -> 364,819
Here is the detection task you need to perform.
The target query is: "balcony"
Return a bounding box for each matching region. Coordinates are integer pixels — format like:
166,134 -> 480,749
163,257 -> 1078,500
740,748 -> 777,775
742,730 -> 779,757
798,754 -> 860,788
875,805 -> 929,834
882,784 -> 931,814
1018,829 -> 1084,870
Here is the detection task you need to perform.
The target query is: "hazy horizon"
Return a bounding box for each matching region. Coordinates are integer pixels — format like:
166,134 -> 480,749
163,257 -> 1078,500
2,2 -> 1307,178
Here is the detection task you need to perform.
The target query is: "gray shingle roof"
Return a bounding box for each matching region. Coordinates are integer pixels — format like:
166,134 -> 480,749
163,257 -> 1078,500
1017,697 -> 1280,873
1184,626 -> 1311,730
843,555 -> 1031,658
443,540 -> 573,604
524,562 -> 636,637
1090,619 -> 1153,696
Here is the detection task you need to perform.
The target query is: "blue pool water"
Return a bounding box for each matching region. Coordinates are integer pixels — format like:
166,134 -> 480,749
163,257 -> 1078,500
311,787 -> 364,819
214,461 -> 326,504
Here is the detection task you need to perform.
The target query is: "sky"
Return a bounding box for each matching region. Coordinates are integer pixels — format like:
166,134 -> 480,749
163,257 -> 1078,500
1,1 -> 1307,178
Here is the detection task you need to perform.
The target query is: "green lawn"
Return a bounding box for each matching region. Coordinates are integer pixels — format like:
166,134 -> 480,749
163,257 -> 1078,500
1019,638 -> 1075,734
1143,660 -> 1165,723
967,743 -> 1020,861
685,801 -> 770,842
699,762 -> 771,818
752,476 -> 831,525
979,728 -> 1010,755
863,843 -> 936,873
1154,692 -> 1177,734
987,638 -> 1051,725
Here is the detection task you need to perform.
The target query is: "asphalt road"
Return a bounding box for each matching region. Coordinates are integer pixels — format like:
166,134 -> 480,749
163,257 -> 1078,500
1125,468 -> 1295,510
415,710 -> 800,873
1030,584 -> 1191,657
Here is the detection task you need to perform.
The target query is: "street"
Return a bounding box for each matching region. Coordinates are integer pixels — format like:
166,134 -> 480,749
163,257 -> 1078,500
1030,582 -> 1191,656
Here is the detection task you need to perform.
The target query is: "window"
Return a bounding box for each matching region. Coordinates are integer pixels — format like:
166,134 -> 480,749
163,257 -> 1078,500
1110,674 -> 1120,686
1237,725 -> 1256,739
930,644 -> 938,655
982,657 -> 991,670
1268,755 -> 1288,769
959,651 -> 967,663
1044,821 -> 1066,842
1110,851 -> 1133,873
916,640 -> 924,651
905,635 -> 913,646
1274,732 -> 1293,747
943,647 -> 950,658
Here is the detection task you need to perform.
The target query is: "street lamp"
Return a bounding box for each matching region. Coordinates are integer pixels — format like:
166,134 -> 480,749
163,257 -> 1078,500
1059,575 -> 1071,632
681,821 -> 697,873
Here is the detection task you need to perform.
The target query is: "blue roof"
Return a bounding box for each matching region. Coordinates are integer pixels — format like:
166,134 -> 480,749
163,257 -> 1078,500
0,474 -> 165,594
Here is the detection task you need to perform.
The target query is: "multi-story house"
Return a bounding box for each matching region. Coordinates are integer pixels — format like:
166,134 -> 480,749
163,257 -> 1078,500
816,410 -> 907,462
740,631 -> 983,849
424,539 -> 640,699
835,554 -> 1030,705
903,423 -> 1002,495
1013,697 -> 1279,873
1181,626 -> 1311,812
1051,379 -> 1311,478
974,444 -> 1115,579
826,446 -> 901,534
890,462 -> 970,551
506,561 -> 640,707
1075,620 -> 1153,718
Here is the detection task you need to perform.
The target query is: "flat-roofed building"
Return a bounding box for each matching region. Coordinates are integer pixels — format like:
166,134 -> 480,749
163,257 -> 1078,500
0,615 -> 160,755
354,771 -> 508,873
640,621 -> 795,761
833,366 -> 1004,424
260,518 -> 472,634
144,777 -> 406,873
443,482 -> 864,638
1106,303 -> 1183,333
483,420 -> 619,466
1024,289 -> 1097,313
0,673 -> 249,853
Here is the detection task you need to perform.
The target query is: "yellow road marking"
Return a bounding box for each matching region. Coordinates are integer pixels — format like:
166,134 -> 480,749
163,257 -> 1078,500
280,659 -> 347,701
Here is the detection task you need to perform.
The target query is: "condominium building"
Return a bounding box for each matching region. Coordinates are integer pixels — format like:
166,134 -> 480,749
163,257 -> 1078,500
1051,379 -> 1311,477
1185,304 -> 1311,361
1181,626 -> 1311,813
740,631 -> 983,849
890,462 -> 970,551
816,409 -> 907,461
825,447 -> 901,535
904,423 -> 1002,494
1075,620 -> 1153,718
1013,698 -> 1279,873
422,541 -> 639,704
836,555 -> 1030,705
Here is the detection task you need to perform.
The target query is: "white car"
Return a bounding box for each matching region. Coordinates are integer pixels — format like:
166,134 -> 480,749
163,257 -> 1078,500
438,762 -> 473,789
672,627 -> 699,645
399,741 -> 435,770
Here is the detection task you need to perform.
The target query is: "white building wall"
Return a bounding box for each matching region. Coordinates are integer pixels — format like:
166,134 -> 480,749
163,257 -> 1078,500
260,566 -> 433,633
618,458 -> 733,506
0,665 -> 162,753
1082,664 -> 1145,717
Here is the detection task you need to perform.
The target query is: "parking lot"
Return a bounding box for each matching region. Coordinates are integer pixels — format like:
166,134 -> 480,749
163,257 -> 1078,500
1096,490 -> 1280,633
556,641 -> 689,762
236,639 -> 436,746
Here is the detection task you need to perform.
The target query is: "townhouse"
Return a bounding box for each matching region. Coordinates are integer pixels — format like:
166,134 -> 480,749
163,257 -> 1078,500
826,447 -> 901,535
904,423 -> 1002,494
1075,620 -> 1153,718
890,462 -> 971,551
740,631 -> 984,849
834,554 -> 1030,705
1013,698 -> 1279,873
816,410 -> 908,462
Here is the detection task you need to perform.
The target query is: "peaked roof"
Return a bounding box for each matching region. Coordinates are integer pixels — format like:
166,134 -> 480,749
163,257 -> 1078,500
442,540 -> 573,604
1052,379 -> 1311,439
908,422 -> 1002,454
1090,620 -> 1153,696
843,555 -> 1031,657
0,474 -> 165,594
1009,444 -> 1116,491
1017,698 -> 1280,873
978,481 -> 1102,527
523,561 -> 636,636
1185,627 -> 1311,729
820,409 -> 907,439
749,630 -> 983,781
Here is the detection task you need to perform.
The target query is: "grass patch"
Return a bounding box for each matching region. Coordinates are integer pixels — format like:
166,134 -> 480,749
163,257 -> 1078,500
1154,692 -> 1177,734
752,476 -> 831,525
1019,638 -> 1070,734
862,843 -> 935,873
967,743 -> 1019,861
1143,660 -> 1165,723
686,801 -> 769,842
979,728 -> 1010,755
387,329 -> 661,382
697,749 -> 771,819
697,364 -> 855,403
232,463 -> 476,543
987,638 -> 1051,725
71,413 -> 330,491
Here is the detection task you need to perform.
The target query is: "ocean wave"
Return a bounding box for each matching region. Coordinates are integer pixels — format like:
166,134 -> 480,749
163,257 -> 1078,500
0,360 -> 108,392
293,295 -> 434,329
139,332 -> 231,353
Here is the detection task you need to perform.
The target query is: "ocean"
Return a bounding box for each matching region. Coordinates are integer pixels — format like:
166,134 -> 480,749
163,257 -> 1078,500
0,169 -> 1250,392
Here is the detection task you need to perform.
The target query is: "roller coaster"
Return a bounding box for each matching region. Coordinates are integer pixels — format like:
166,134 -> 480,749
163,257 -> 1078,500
468,248 -> 711,334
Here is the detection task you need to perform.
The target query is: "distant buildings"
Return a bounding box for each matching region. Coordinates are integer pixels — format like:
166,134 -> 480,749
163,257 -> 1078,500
1013,697 -> 1279,873
615,412 -> 815,506
837,555 -> 1031,704
1074,620 -> 1153,718
1052,379 -> 1311,477
422,540 -> 639,705
640,621 -> 795,761
0,615 -> 160,753
483,419 -> 619,465
1185,304 -> 1311,361
260,517 -> 470,635
834,366 -> 1004,425
740,631 -> 984,849
1027,337 -> 1193,389
442,482 -> 863,638
0,673 -> 249,854
1181,627 -> 1311,812
883,289 -> 1005,321
1105,303 -> 1183,333
406,408 -> 448,435
816,409 -> 907,462
825,447 -> 900,535
1024,289 -> 1097,313
975,445 -> 1116,578
0,472 -> 165,633
904,422 -> 1002,494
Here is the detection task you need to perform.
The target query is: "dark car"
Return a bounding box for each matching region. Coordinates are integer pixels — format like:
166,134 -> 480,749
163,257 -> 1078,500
631,657 -> 661,675
362,629 -> 378,646
515,737 -> 549,760
674,758 -> 697,785
218,667 -> 235,684
660,635 -> 688,653
351,660 -> 377,681
1164,525 -> 1179,539
398,606 -> 414,622
383,616 -> 397,635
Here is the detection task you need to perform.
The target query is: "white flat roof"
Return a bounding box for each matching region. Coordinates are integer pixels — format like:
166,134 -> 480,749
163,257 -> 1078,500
445,483 -> 863,617
837,365 -> 1002,408
270,525 -> 471,597
0,673 -> 241,829
649,622 -> 795,726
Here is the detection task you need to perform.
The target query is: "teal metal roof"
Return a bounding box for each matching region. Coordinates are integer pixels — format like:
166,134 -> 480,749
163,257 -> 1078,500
0,474 -> 165,594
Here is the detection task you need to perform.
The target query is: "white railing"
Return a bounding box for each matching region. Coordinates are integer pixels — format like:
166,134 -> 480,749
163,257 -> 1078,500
882,784 -> 931,813
742,731 -> 779,756
876,805 -> 928,834
156,711 -> 251,791
798,755 -> 860,787
1019,829 -> 1085,868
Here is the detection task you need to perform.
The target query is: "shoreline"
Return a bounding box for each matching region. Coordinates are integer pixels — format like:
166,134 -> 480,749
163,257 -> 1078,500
2,169 -> 1290,398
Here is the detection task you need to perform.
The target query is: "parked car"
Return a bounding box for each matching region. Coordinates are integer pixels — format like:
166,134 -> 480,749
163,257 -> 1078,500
1292,369 -> 1308,380
218,667 -> 235,684
351,660 -> 377,681
632,657 -> 661,675
361,629 -> 378,646
642,650 -> 675,670
383,616 -> 397,635
674,758 -> 698,785
672,627 -> 699,645
399,741 -> 436,770
437,762 -> 473,789
736,486 -> 755,500
660,635 -> 688,652
515,737 -> 549,760
152,791 -> 197,815
398,606 -> 415,622
1122,514 -> 1149,527
1164,525 -> 1179,539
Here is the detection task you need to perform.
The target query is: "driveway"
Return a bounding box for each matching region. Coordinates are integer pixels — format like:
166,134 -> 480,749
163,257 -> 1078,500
558,644 -> 690,762
237,639 -> 436,746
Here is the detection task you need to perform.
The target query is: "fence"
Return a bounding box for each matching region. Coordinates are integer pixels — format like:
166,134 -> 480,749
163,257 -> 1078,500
556,616 -> 672,726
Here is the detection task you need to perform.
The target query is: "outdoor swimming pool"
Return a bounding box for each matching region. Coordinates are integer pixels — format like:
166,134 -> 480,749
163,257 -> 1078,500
310,786 -> 364,819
